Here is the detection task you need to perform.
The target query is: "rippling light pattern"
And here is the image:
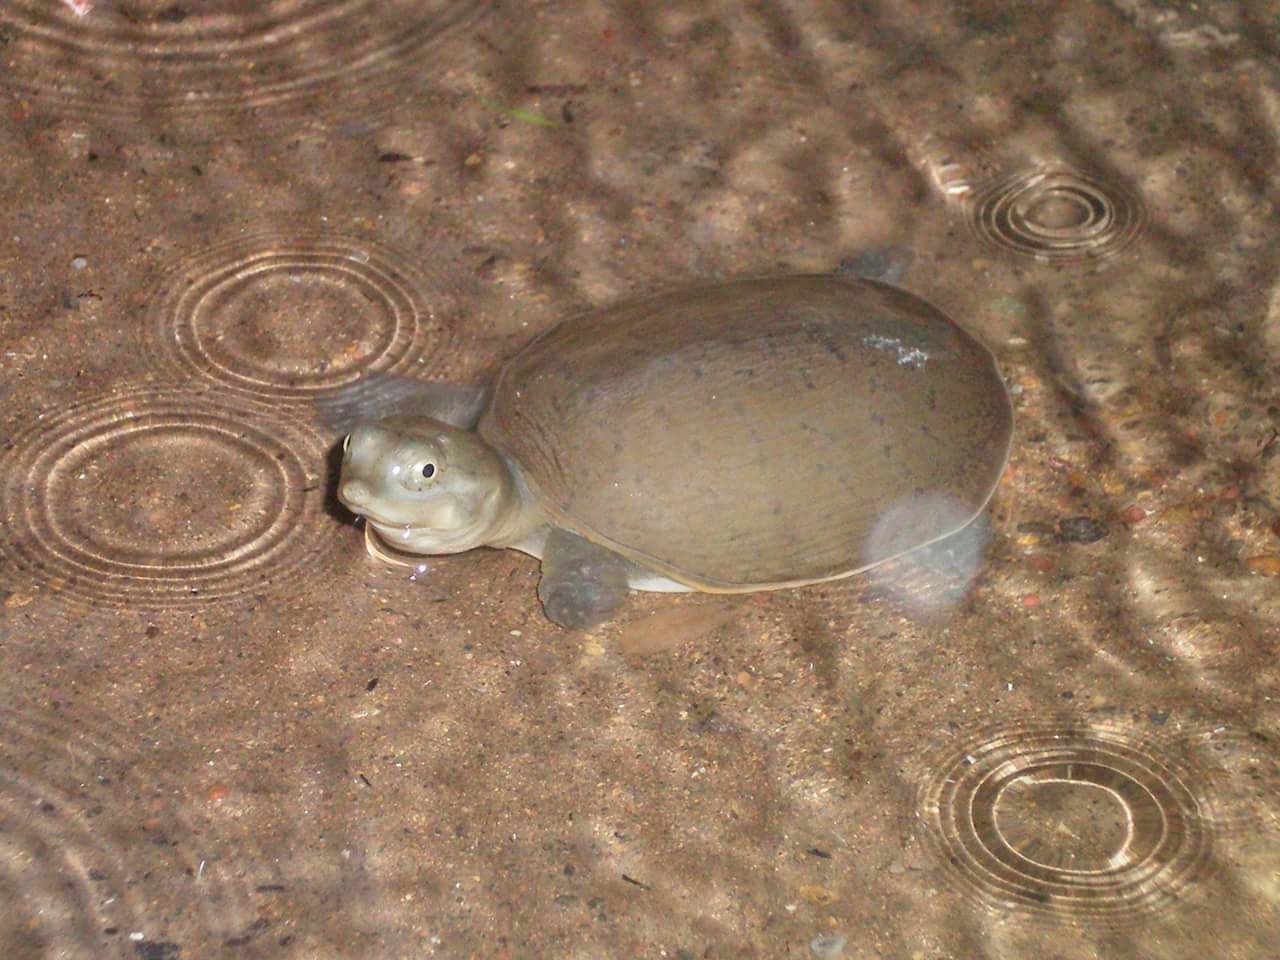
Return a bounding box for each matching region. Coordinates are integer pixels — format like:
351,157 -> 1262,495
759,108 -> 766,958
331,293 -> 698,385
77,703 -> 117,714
0,703 -> 264,956
146,232 -> 455,402
0,1 -> 487,119
918,723 -> 1213,920
969,167 -> 1145,262
0,387 -> 336,606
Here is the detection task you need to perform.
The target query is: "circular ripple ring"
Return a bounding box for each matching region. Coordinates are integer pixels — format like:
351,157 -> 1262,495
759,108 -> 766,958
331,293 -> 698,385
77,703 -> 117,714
0,1 -> 488,118
919,724 -> 1212,920
970,167 -> 1145,262
0,704 -> 257,956
147,233 -> 455,402
0,387 -> 337,607
0,707 -> 147,957
183,261 -> 404,389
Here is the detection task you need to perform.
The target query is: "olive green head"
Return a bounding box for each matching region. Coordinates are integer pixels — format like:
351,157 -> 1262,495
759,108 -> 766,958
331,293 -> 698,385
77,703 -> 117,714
337,416 -> 523,554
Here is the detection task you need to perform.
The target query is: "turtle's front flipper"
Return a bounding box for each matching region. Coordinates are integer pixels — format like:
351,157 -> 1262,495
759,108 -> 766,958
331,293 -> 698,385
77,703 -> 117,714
537,528 -> 631,629
316,375 -> 491,433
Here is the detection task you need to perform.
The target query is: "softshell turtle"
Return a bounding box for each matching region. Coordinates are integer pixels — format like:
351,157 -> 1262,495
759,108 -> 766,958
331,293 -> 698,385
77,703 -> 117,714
335,274 -> 1012,628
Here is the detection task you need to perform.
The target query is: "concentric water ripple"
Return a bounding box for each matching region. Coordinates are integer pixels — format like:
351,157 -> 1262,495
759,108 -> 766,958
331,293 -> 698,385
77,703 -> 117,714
0,1 -> 487,120
969,167 -> 1145,262
0,708 -> 144,958
145,233 -> 456,402
0,386 -> 337,606
918,722 -> 1213,920
0,703 -> 259,958
1183,726 -> 1280,836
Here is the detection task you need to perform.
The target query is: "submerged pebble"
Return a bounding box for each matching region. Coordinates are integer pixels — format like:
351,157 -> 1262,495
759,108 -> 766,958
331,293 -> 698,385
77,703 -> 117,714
1119,505 -> 1148,524
1243,555 -> 1280,578
1056,516 -> 1109,543
810,932 -> 847,957
836,246 -> 913,284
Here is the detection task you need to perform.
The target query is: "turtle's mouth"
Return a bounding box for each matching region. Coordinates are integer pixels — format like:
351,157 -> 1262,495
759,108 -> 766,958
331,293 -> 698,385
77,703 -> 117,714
361,522 -> 432,569
340,501 -> 428,545
338,497 -> 424,537
339,484 -> 489,555
361,510 -> 488,556
365,517 -> 420,540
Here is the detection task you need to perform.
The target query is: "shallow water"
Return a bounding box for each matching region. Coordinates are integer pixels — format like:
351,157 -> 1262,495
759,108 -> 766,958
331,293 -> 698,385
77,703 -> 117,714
1,1 -> 1278,957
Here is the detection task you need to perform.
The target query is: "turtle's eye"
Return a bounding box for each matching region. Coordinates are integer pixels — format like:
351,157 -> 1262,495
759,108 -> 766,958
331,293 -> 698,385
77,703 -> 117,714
400,459 -> 439,492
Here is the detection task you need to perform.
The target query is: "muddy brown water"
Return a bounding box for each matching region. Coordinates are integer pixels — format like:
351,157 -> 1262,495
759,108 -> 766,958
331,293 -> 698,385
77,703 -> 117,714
1,2 -> 1278,958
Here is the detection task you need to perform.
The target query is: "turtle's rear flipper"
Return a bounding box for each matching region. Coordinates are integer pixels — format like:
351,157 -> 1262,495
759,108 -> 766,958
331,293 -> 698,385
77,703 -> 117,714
538,528 -> 631,629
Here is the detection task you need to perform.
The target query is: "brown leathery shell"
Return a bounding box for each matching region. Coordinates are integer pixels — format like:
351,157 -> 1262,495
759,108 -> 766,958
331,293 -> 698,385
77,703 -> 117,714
481,275 -> 1012,590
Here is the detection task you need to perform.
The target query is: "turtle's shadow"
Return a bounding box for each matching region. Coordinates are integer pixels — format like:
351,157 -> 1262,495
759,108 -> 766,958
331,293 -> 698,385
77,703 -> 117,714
321,438 -> 355,526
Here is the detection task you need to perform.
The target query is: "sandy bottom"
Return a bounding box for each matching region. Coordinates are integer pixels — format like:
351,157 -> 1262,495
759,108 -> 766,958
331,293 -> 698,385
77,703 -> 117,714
0,1 -> 1277,957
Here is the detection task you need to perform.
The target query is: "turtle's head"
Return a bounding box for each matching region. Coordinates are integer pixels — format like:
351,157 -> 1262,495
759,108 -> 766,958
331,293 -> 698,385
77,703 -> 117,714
338,416 -> 523,554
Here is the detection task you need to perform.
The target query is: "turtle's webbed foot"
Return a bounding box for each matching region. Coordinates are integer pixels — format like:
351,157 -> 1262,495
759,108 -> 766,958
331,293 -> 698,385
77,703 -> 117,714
538,529 -> 630,629
539,578 -> 624,630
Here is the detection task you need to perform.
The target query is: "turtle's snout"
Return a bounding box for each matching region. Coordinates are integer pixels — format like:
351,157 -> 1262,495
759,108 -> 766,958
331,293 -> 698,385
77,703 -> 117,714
341,480 -> 372,507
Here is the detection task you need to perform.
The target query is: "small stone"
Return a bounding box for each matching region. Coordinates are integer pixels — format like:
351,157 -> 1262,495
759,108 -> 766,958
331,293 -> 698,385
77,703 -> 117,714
132,941 -> 181,960
71,255 -> 88,270
798,884 -> 835,905
810,932 -> 847,957
1159,500 -> 1208,525
1021,593 -> 1041,608
837,246 -> 913,284
206,783 -> 229,803
1119,505 -> 1147,524
1243,555 -> 1280,578
1015,521 -> 1056,546
1056,516 -> 1108,543
1026,553 -> 1055,572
